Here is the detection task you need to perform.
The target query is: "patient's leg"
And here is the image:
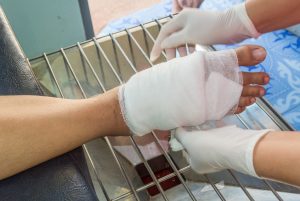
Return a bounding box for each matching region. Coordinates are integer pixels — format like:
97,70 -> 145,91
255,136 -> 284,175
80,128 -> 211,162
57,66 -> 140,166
235,45 -> 269,113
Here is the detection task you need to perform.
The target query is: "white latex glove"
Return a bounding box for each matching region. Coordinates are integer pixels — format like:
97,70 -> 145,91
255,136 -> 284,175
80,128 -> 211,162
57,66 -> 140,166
173,0 -> 204,13
175,125 -> 272,177
119,49 -> 242,136
150,3 -> 260,61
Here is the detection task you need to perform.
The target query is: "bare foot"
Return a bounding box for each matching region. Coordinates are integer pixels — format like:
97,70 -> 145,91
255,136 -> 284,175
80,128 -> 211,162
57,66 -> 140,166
235,45 -> 269,113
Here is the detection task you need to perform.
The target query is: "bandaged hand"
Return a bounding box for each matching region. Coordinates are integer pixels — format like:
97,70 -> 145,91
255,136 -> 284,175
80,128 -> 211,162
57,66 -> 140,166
119,49 -> 242,136
150,3 -> 260,61
175,125 -> 272,177
172,0 -> 204,13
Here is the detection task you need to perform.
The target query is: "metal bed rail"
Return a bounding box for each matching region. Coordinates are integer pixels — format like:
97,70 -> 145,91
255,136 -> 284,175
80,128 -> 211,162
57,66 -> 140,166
29,16 -> 300,201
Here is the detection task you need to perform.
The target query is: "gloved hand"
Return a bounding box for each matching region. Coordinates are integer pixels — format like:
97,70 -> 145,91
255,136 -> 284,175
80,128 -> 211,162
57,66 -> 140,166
150,3 -> 260,61
173,0 -> 204,13
174,125 -> 272,177
119,49 -> 243,136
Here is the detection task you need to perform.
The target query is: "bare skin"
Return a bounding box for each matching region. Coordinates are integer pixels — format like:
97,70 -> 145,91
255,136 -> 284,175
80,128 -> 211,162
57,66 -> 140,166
254,131 -> 300,187
246,0 -> 300,34
0,45 -> 268,180
0,88 -> 128,179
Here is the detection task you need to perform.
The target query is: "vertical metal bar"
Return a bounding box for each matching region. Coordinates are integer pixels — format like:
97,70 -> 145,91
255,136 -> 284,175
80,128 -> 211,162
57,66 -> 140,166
77,42 -> 105,92
61,48 -> 86,98
114,31 -> 197,201
77,42 -> 141,201
256,98 -> 293,131
43,53 -> 64,97
43,53 -> 65,99
61,51 -> 76,97
109,34 -> 137,74
141,26 -> 151,57
127,33 -> 137,67
79,48 -> 90,83
109,33 -> 122,80
92,37 -> 169,201
263,180 -> 284,201
43,53 -> 110,201
228,170 -> 255,201
204,175 -> 226,201
93,38 -> 123,84
94,41 -> 106,84
125,28 -> 154,66
62,53 -> 72,81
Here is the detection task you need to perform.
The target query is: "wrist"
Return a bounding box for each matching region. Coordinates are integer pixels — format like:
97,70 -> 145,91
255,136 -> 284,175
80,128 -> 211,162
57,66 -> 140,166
236,3 -> 261,38
221,3 -> 261,43
91,87 -> 130,137
231,128 -> 271,177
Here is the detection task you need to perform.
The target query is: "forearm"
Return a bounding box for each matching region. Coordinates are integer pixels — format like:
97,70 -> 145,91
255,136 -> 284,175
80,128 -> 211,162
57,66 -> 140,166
246,0 -> 300,33
0,87 -> 129,179
254,131 -> 300,186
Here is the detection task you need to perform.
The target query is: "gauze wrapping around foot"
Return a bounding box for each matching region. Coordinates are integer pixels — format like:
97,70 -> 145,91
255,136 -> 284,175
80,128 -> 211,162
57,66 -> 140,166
119,49 -> 243,136
174,126 -> 272,177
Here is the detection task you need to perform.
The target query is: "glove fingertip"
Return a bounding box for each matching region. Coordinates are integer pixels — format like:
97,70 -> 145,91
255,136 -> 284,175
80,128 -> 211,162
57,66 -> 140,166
150,51 -> 160,62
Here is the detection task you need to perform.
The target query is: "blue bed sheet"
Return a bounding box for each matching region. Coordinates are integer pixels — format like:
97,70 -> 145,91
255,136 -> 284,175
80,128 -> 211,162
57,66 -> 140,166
99,0 -> 300,130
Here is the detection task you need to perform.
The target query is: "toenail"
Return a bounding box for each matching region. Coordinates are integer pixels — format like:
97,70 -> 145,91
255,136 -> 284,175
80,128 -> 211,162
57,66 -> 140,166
264,76 -> 270,84
252,48 -> 265,60
260,89 -> 265,96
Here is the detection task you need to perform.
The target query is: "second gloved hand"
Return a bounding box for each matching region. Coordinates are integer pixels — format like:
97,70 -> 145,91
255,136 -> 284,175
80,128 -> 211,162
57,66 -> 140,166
119,49 -> 242,136
175,125 -> 272,177
150,3 -> 260,61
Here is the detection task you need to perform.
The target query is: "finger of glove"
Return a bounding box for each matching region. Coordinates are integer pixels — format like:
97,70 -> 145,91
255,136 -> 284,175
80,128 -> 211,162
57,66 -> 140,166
161,30 -> 186,49
150,19 -> 184,61
177,46 -> 187,57
187,45 -> 195,54
166,48 -> 177,60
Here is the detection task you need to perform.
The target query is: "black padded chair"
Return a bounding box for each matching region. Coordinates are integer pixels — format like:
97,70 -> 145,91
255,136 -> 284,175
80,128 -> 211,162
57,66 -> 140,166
0,6 -> 98,201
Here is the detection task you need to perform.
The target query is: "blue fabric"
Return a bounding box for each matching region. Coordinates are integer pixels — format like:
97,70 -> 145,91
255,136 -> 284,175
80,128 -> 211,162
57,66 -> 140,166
99,0 -> 300,130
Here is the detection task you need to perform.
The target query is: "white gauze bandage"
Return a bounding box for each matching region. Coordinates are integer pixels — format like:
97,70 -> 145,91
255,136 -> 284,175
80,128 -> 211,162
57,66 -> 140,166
119,49 -> 243,136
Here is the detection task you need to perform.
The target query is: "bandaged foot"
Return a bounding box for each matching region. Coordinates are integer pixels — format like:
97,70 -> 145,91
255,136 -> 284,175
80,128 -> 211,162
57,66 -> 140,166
174,125 -> 272,177
119,49 -> 243,136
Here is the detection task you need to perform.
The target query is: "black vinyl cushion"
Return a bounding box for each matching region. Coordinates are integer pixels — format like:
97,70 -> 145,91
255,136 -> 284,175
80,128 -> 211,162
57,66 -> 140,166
0,6 -> 98,201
